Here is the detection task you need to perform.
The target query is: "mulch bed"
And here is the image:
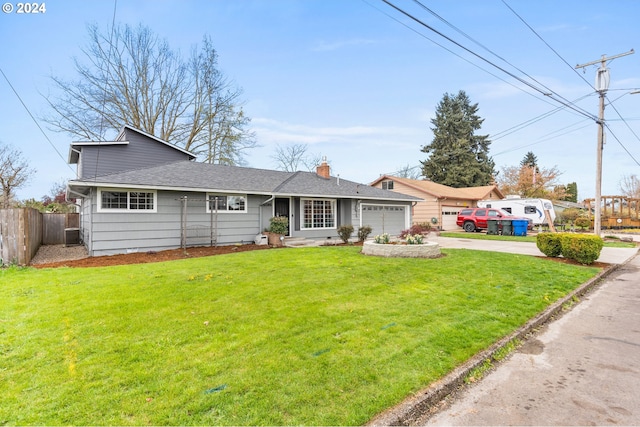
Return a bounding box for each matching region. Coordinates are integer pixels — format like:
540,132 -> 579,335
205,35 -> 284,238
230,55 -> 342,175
32,244 -> 275,269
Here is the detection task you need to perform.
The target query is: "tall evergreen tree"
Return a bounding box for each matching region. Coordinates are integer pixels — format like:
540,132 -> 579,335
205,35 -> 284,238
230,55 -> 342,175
520,151 -> 539,170
420,91 -> 495,187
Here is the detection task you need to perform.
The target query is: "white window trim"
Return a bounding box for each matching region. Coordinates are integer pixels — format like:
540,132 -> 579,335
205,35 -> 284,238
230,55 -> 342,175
97,188 -> 158,213
205,193 -> 248,214
300,198 -> 337,230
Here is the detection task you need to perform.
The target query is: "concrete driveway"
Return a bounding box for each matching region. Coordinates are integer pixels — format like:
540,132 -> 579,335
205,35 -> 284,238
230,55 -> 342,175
430,234 -> 638,265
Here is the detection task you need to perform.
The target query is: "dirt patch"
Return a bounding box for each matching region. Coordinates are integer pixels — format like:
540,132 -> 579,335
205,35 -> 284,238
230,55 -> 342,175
32,244 -> 275,269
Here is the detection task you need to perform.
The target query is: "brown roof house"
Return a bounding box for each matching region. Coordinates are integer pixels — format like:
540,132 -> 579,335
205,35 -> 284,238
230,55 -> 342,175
369,175 -> 504,230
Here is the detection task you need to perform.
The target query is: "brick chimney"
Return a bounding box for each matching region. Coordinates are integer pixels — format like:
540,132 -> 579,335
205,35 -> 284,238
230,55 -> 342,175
316,156 -> 330,179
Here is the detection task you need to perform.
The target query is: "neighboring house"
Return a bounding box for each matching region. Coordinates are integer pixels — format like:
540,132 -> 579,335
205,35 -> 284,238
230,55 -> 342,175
369,175 -> 504,230
67,126 -> 420,256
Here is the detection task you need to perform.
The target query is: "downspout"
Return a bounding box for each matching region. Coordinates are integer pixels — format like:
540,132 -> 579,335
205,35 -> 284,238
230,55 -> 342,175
260,195 -> 276,234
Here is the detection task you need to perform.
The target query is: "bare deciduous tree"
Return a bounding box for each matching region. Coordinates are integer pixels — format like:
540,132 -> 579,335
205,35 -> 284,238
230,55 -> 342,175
272,144 -> 321,172
43,24 -> 255,165
393,164 -> 422,180
619,174 -> 640,198
0,143 -> 35,208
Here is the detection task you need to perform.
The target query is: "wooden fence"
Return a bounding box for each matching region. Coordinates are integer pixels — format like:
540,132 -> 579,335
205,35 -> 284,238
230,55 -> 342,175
0,208 -> 43,266
0,210 -> 78,266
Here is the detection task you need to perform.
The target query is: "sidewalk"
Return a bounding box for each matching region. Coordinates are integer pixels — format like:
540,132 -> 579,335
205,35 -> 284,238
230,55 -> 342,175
423,252 -> 640,425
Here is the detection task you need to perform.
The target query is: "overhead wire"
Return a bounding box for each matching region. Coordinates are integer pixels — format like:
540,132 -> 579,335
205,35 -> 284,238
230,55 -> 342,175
500,0 -> 595,91
378,0 -> 598,122
411,0 -> 591,117
360,0 -> 557,108
0,67 -> 75,173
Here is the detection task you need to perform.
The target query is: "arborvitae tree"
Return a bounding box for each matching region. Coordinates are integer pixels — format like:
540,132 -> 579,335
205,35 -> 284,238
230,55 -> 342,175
420,91 -> 495,187
565,182 -> 578,202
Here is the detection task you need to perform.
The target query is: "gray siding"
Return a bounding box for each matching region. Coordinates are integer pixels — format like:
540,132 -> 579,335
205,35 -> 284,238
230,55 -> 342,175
78,130 -> 193,179
85,190 -> 263,256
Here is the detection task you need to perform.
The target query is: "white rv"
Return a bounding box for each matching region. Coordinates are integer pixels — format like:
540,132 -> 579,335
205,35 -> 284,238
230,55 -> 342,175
477,197 -> 556,226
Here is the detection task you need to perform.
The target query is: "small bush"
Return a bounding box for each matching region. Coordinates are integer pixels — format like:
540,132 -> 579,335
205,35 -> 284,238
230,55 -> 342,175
357,225 -> 373,242
269,216 -> 289,235
536,233 -> 562,257
560,233 -> 604,265
574,216 -> 591,230
337,225 -> 354,243
399,222 -> 432,238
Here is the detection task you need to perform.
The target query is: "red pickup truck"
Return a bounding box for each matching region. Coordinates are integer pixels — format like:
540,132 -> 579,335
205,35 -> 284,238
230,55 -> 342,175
456,207 -> 529,232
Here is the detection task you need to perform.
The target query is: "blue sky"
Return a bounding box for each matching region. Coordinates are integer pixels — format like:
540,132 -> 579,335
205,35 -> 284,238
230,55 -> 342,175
1,0 -> 639,201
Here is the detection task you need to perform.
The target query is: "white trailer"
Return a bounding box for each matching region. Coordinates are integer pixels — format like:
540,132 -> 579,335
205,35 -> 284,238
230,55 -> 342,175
477,197 -> 556,226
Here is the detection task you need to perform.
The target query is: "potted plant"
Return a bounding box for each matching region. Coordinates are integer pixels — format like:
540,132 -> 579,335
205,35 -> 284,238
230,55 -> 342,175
268,216 -> 288,246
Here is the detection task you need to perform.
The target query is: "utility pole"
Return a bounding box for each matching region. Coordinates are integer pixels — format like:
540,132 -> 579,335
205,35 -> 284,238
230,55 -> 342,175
576,49 -> 634,236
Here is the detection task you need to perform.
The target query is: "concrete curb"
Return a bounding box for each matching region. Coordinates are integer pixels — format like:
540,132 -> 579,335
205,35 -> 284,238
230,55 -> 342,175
366,250 -> 639,426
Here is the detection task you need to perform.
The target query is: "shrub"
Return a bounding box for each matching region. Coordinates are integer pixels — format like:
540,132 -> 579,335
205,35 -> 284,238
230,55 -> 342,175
269,216 -> 289,235
357,225 -> 373,242
560,233 -> 604,265
574,216 -> 591,230
337,225 -> 354,243
536,233 -> 562,257
399,222 -> 432,238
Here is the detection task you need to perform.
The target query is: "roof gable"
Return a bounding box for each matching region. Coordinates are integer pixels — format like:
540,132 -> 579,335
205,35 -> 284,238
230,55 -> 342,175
370,175 -> 503,201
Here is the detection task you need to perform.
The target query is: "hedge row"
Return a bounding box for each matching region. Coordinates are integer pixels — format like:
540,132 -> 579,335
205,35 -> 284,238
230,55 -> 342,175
536,232 -> 604,265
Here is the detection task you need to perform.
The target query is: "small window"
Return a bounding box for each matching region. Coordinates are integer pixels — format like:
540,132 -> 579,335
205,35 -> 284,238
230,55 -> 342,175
382,180 -> 394,190
488,210 -> 499,217
476,209 -> 487,216
524,206 -> 537,214
207,194 -> 247,213
502,207 -> 512,214
485,203 -> 492,208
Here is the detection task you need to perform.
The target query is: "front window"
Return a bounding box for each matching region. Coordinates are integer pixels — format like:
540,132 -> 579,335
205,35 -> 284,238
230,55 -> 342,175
302,198 -> 336,229
524,206 -> 537,214
206,194 -> 247,213
99,190 -> 156,212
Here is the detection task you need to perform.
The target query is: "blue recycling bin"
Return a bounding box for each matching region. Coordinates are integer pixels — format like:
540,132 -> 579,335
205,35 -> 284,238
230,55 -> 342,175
512,219 -> 528,236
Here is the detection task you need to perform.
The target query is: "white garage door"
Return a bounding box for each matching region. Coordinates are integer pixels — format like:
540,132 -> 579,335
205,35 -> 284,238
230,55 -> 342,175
441,208 -> 462,230
362,205 -> 407,236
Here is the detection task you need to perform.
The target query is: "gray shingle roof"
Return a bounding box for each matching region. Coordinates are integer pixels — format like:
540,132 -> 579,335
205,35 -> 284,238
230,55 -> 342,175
68,161 -> 420,202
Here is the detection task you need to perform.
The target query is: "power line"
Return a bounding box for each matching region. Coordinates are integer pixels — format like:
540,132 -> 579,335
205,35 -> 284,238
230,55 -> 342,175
361,0 -> 557,108
501,0 -> 595,91
378,0 -> 598,122
0,67 -> 74,173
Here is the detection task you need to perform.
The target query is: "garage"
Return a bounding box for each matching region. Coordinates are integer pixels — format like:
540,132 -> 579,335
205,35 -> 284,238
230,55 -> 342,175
441,208 -> 463,230
361,204 -> 408,236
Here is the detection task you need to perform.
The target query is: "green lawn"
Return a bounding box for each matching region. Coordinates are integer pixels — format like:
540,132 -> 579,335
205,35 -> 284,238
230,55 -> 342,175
1,247 -> 600,425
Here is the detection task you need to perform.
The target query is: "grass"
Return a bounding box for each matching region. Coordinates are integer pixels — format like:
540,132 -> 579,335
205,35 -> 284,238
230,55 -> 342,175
0,247 -> 600,425
439,231 -> 637,247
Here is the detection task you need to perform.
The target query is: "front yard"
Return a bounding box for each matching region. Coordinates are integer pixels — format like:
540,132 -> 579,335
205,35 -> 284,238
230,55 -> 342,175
0,246 -> 600,425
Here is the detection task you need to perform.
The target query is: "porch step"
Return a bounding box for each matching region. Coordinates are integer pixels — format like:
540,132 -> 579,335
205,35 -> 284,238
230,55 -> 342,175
283,237 -> 320,247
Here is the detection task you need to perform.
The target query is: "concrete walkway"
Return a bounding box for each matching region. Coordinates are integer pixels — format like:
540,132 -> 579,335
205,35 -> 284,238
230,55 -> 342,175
430,234 -> 639,265
423,252 -> 640,426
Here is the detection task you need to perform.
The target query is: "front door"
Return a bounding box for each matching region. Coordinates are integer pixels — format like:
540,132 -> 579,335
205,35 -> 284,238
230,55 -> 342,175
274,198 -> 291,236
